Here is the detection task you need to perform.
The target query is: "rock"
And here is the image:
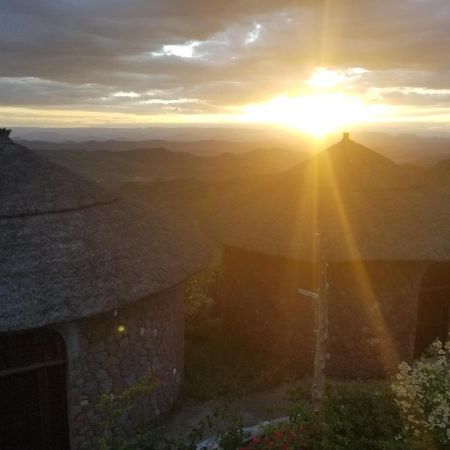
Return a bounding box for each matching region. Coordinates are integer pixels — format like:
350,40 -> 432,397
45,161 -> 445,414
196,417 -> 288,450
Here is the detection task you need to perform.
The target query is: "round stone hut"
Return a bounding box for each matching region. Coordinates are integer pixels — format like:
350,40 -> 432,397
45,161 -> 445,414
0,129 -> 210,450
204,133 -> 450,379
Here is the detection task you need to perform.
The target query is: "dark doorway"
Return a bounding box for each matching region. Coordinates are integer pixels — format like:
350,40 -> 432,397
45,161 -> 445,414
415,263 -> 450,357
0,329 -> 70,450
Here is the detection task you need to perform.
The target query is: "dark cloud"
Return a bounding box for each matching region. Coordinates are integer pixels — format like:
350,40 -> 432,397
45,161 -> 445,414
1,0 -> 449,115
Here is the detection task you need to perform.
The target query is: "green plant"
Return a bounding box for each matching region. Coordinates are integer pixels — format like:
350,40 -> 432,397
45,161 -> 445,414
96,370 -> 159,450
137,407 -> 241,450
319,382 -> 409,450
392,336 -> 450,450
116,430 -> 162,450
216,411 -> 245,450
240,382 -> 413,450
239,405 -> 320,450
171,412 -> 217,450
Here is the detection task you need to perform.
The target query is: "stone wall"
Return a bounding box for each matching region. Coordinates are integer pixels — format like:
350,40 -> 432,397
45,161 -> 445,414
218,247 -> 317,376
219,246 -> 426,379
326,261 -> 425,378
58,283 -> 185,450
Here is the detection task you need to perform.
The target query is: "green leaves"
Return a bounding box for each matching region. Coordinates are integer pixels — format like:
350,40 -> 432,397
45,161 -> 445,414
392,336 -> 450,450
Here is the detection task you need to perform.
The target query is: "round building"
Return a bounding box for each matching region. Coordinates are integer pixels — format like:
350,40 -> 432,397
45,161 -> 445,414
0,129 -> 210,449
204,133 -> 450,379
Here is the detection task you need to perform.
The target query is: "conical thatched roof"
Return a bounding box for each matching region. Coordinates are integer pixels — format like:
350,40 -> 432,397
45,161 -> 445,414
0,131 -> 210,332
203,134 -> 450,262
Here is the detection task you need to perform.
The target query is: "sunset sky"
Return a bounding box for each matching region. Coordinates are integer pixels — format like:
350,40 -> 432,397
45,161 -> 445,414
1,0 -> 450,136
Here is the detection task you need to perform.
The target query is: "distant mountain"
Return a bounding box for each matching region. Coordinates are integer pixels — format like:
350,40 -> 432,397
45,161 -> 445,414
20,130 -> 450,164
119,137 -> 450,228
23,138 -> 305,157
37,146 -> 308,187
13,126 -> 311,147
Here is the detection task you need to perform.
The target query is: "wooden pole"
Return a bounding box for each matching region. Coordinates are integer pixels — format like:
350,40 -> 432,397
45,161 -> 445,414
311,234 -> 329,412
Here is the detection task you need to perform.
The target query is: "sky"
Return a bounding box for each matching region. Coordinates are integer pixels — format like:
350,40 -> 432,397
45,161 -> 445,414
1,0 -> 450,136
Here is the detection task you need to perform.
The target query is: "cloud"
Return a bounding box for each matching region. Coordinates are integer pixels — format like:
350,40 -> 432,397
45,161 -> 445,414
152,41 -> 202,58
245,23 -> 262,45
112,91 -> 141,98
1,0 -> 450,123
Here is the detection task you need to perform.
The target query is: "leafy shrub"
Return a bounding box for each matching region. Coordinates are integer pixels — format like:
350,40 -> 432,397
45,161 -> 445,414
217,413 -> 245,450
96,370 -> 159,450
240,383 -> 410,450
392,336 -> 450,450
319,383 -> 408,450
135,406 -> 247,450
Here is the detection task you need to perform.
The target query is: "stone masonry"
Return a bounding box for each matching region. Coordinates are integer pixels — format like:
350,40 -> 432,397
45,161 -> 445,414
57,283 -> 185,450
218,246 -> 427,379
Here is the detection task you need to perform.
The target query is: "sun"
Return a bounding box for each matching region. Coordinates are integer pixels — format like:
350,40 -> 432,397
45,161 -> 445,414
242,92 -> 385,137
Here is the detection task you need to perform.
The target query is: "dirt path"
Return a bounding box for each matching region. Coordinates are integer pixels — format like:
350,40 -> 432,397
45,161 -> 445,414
156,381 -> 309,442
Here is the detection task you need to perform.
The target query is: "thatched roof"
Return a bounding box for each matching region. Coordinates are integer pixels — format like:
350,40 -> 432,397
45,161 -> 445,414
203,134 -> 450,262
0,131 -> 210,332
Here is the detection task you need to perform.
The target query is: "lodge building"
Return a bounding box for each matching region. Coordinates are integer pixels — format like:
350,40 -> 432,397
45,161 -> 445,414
0,129 -> 210,449
204,133 -> 450,378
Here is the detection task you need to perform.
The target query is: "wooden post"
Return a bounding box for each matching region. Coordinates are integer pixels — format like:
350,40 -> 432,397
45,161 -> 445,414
311,234 -> 329,412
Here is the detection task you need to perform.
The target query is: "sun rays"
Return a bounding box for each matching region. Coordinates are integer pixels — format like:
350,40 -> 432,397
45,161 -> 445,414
242,93 -> 385,137
280,143 -> 402,374
321,153 -> 401,372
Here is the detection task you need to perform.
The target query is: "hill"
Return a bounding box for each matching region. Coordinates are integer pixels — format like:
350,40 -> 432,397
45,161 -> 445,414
15,129 -> 450,165
120,136 -> 449,226
20,138 -> 306,157
37,146 -> 307,187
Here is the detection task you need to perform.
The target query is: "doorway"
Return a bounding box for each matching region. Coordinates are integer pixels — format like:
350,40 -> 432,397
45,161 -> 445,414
0,328 -> 70,450
415,263 -> 450,357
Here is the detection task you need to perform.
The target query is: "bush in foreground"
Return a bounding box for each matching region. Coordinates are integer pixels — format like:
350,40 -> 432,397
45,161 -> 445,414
240,383 -> 408,450
392,336 -> 450,450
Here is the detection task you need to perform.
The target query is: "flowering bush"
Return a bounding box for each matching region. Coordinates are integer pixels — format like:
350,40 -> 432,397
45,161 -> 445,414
392,336 -> 450,449
239,419 -> 320,450
239,383 -> 409,450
